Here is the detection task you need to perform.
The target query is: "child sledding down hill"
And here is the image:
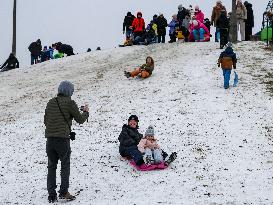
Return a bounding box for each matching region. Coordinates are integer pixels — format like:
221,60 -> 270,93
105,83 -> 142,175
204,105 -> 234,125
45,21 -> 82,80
118,115 -> 177,169
138,126 -> 164,165
124,56 -> 154,79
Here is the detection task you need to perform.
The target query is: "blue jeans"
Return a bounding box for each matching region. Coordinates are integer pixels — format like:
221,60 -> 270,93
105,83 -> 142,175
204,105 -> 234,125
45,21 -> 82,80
145,148 -> 163,164
126,30 -> 132,38
215,27 -> 220,42
193,28 -> 205,41
223,69 -> 231,89
124,146 -> 143,164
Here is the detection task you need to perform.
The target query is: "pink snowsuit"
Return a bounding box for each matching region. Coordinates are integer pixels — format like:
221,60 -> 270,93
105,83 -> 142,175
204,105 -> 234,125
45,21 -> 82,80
137,138 -> 160,153
189,21 -> 210,42
195,10 -> 205,23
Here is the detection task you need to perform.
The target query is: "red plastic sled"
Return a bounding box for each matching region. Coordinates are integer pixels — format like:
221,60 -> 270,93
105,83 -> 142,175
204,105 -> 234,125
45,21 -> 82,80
130,161 -> 168,171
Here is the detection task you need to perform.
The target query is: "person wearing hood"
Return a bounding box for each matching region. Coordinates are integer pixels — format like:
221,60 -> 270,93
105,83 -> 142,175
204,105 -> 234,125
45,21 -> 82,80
211,1 -> 227,42
218,43 -> 237,89
177,4 -> 190,27
131,12 -> 145,39
28,39 -> 42,65
190,19 -> 210,42
244,1 -> 254,41
194,5 -> 205,23
236,0 -> 247,41
44,81 -> 89,203
123,12 -> 135,38
216,10 -> 230,49
157,13 -> 168,43
0,53 -> 19,72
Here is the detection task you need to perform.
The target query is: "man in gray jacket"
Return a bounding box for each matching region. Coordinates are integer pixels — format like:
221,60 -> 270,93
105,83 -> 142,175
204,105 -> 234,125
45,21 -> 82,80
44,81 -> 89,203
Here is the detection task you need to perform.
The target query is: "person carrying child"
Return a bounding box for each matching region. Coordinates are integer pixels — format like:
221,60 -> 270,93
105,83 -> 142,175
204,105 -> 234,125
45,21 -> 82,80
124,56 -> 154,79
218,43 -> 237,89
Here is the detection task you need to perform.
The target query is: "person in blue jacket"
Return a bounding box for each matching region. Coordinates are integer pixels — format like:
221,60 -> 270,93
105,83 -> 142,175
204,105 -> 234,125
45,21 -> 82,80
168,14 -> 179,43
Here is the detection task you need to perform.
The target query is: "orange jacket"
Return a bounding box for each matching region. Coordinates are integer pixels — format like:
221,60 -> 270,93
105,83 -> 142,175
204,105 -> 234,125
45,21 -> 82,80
132,17 -> 145,33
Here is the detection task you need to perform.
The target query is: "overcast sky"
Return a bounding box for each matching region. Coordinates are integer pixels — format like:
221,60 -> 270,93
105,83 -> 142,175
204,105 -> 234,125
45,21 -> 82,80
0,0 -> 268,66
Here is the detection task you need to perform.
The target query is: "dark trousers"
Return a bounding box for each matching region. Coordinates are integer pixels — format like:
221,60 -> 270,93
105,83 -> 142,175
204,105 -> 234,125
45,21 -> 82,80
220,28 -> 228,48
120,145 -> 143,165
169,34 -> 176,43
46,138 -> 71,196
245,25 -> 252,41
158,35 -> 166,43
31,54 -> 39,65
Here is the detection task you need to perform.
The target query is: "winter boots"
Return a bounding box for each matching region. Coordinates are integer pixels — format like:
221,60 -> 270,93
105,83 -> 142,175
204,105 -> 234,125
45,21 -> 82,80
59,192 -> 76,201
164,152 -> 177,166
124,71 -> 131,78
48,195 -> 57,203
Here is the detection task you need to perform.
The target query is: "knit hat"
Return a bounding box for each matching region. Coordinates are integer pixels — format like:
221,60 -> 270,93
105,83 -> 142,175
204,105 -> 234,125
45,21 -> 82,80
58,80 -> 74,97
226,42 -> 233,48
178,4 -> 183,10
195,5 -> 200,11
145,126 -> 154,136
128,115 -> 139,122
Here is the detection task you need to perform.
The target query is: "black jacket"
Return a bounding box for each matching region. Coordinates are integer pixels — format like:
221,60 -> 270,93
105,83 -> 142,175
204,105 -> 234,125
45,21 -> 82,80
118,124 -> 143,156
216,13 -> 229,29
123,15 -> 135,32
177,8 -> 190,24
157,16 -> 168,36
28,42 -> 42,56
245,3 -> 254,27
57,44 -> 74,56
1,55 -> 19,71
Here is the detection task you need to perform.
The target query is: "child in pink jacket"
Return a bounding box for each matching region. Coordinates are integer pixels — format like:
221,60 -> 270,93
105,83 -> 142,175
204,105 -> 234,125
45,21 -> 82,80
137,126 -> 163,165
190,19 -> 210,42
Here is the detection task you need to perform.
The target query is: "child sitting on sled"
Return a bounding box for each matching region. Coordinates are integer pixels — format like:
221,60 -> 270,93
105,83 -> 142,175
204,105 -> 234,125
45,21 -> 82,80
138,126 -> 177,166
124,56 -> 154,79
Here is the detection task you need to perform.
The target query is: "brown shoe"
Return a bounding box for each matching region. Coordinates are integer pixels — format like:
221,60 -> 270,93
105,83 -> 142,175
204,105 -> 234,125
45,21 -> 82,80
59,192 -> 76,201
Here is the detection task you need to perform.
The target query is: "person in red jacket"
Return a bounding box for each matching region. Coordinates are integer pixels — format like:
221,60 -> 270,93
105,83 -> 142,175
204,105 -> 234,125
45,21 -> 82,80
131,12 -> 145,41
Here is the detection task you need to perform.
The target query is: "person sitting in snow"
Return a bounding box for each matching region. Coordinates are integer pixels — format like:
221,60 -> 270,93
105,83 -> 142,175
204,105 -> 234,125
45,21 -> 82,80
118,116 -> 177,167
124,56 -> 154,79
190,19 -> 210,42
138,126 -> 173,165
0,53 -> 19,72
118,115 -> 145,166
218,43 -> 237,89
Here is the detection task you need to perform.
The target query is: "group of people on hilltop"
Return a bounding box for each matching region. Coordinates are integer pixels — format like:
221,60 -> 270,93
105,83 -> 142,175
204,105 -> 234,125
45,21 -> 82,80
28,39 -> 75,65
121,0 -> 254,48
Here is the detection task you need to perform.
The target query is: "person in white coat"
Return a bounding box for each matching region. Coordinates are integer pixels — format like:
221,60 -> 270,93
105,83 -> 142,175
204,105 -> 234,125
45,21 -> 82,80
236,0 -> 247,41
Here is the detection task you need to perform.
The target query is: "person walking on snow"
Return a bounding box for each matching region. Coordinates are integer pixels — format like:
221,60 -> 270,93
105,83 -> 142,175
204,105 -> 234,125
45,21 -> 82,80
218,43 -> 237,89
211,1 -> 227,42
124,56 -> 154,79
0,53 -> 19,72
44,81 -> 89,203
236,0 -> 247,41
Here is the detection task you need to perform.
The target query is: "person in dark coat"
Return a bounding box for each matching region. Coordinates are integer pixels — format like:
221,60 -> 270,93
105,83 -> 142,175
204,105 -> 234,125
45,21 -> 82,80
177,4 -> 190,27
0,53 -> 19,72
157,13 -> 168,43
44,81 -> 89,203
56,42 -> 75,56
28,39 -> 42,65
123,12 -> 135,38
216,10 -> 230,49
118,115 -> 145,166
244,1 -> 254,41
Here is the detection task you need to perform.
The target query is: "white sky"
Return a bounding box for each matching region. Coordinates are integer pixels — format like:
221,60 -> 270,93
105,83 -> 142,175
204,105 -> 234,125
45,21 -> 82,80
0,0 -> 268,66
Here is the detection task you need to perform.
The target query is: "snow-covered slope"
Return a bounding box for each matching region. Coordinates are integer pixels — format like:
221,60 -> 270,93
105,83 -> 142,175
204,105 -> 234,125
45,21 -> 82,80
0,42 -> 273,205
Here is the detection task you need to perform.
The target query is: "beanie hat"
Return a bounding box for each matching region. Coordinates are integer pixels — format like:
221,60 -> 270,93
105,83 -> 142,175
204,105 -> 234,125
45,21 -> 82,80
58,80 -> 74,97
226,42 -> 232,48
128,115 -> 139,122
145,126 -> 154,136
178,4 -> 183,10
195,5 -> 200,11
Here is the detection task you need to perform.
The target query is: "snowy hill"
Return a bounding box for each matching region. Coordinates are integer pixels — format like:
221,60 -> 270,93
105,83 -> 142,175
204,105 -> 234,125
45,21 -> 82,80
0,42 -> 273,205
